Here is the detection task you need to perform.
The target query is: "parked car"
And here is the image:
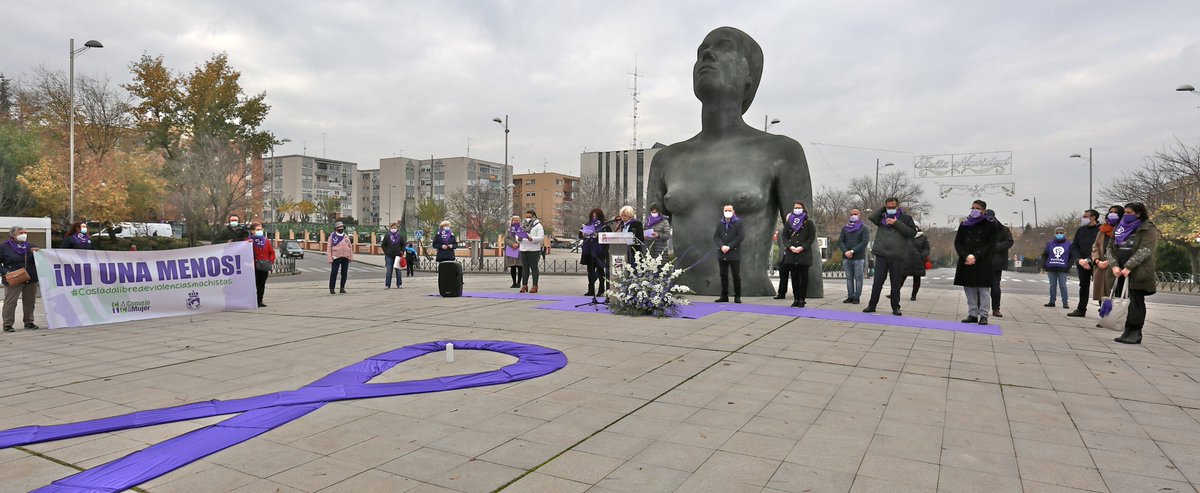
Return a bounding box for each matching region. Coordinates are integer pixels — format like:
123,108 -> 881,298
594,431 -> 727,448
550,237 -> 576,249
283,240 -> 304,259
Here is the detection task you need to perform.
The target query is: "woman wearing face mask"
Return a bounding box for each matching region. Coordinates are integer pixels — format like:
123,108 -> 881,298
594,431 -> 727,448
1,227 -> 40,332
249,223 -> 275,307
381,222 -> 405,289
434,220 -> 457,262
780,201 -> 816,307
837,209 -> 870,304
1091,205 -> 1125,313
580,209 -> 610,297
1043,226 -> 1074,309
1104,203 -> 1158,344
774,201 -> 809,301
643,204 -> 672,259
60,222 -> 94,249
713,204 -> 744,303
954,199 -> 998,325
327,221 -> 354,294
517,212 -> 545,293
505,216 -> 525,289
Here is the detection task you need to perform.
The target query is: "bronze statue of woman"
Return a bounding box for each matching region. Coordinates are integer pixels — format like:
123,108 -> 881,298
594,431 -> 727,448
648,26 -> 822,298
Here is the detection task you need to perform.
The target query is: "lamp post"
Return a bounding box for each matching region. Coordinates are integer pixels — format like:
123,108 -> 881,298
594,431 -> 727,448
493,114 -> 509,181
763,116 -> 780,132
1068,148 -> 1093,208
68,38 -> 104,224
1177,84 -> 1200,96
1013,211 -> 1023,228
874,159 -> 895,201
388,185 -> 397,226
1023,197 -> 1038,228
267,137 -> 290,222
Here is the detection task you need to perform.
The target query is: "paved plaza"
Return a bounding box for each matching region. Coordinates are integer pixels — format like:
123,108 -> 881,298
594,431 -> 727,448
2,269 -> 1200,492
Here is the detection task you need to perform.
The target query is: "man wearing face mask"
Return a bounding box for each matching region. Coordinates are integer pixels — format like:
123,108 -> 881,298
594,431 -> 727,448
837,209 -> 870,304
1068,210 -> 1100,317
226,214 -> 250,242
1,226 -> 40,332
517,211 -> 545,293
381,222 -> 406,289
327,221 -> 354,294
955,200 -> 998,325
864,198 -> 917,316
986,209 -> 1013,318
714,204 -> 745,303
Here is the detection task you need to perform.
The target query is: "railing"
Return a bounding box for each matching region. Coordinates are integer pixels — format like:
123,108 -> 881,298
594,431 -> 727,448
273,255 -> 297,274
1157,272 -> 1198,293
414,256 -> 587,274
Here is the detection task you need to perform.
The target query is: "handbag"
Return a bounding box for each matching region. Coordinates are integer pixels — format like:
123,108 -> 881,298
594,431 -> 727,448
400,256 -> 407,268
2,251 -> 30,286
254,260 -> 273,272
1097,282 -> 1128,331
393,256 -> 403,269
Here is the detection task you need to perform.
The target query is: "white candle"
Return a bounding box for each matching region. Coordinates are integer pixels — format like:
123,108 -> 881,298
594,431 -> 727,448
445,342 -> 455,363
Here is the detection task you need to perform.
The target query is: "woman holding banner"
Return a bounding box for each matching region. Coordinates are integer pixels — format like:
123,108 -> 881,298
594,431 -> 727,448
1,226 -> 40,332
250,223 -> 275,307
60,222 -> 94,250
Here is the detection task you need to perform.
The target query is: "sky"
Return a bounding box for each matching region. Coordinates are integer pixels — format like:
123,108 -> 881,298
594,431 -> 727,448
4,0 -> 1199,227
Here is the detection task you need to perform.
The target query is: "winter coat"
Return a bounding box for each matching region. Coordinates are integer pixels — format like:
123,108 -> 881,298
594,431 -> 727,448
867,209 -> 917,258
381,233 -> 406,257
0,241 -> 39,285
615,219 -> 644,263
713,219 -> 745,262
782,220 -> 816,267
991,223 -> 1014,271
645,217 -> 672,258
1091,231 -> 1116,301
252,238 -> 277,263
953,220 -> 997,288
837,225 -> 870,259
1104,221 -> 1158,294
326,233 -> 354,262
433,230 -> 457,262
1071,224 -> 1100,275
907,233 -> 931,277
580,223 -> 611,267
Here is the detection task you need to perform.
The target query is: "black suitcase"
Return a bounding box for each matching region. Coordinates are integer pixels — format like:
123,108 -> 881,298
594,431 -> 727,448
438,261 -> 463,297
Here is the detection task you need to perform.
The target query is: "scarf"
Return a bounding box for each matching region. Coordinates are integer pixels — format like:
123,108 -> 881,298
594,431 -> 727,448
645,214 -> 664,229
439,228 -> 454,243
388,231 -> 401,245
5,238 -> 29,256
72,233 -> 92,248
786,212 -> 807,232
1099,223 -> 1115,238
509,222 -> 524,238
722,214 -> 740,230
843,217 -> 863,234
1114,216 -> 1142,246
880,208 -> 903,228
962,212 -> 987,227
252,236 -> 267,249
330,232 -> 346,247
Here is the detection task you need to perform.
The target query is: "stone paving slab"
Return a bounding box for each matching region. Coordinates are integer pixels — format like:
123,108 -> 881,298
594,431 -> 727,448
1,272 -> 1199,492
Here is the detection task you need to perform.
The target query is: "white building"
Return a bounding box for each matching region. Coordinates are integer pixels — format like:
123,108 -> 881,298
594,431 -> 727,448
378,156 -> 512,230
358,169 -> 381,226
579,144 -> 664,214
263,154 -> 358,221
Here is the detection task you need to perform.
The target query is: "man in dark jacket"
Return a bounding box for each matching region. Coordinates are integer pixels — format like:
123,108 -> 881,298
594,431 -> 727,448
837,209 -> 870,304
987,210 -> 1014,318
956,200 -> 998,325
864,198 -> 917,316
381,222 -> 406,289
714,204 -> 745,304
1068,209 -> 1100,317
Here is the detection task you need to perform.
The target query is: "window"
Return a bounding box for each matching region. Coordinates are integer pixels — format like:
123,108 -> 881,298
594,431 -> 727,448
555,179 -> 562,185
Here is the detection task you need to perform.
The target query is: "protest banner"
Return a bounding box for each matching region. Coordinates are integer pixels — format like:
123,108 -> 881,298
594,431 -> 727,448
33,242 -> 257,329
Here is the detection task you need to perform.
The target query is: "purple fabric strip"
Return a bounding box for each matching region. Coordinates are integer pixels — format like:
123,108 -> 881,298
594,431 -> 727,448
1,340 -> 567,493
453,292 -> 1002,336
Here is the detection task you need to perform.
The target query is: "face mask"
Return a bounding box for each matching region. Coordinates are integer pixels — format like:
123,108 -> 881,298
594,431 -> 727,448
390,228 -> 398,233
336,228 -> 344,233
443,227 -> 451,232
723,211 -> 733,219
1080,217 -> 1091,226
1055,234 -> 1065,240
1107,213 -> 1119,222
850,215 -> 860,222
968,209 -> 982,218
1122,213 -> 1137,223
15,234 -> 27,242
793,208 -> 803,215
229,221 -> 239,227
651,212 -> 659,218
254,230 -> 264,237
80,226 -> 88,234
886,208 -> 897,215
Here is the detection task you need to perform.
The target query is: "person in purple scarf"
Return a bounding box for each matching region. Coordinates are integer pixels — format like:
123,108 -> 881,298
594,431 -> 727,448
774,200 -> 810,301
837,208 -> 870,304
779,200 -> 816,307
381,222 -> 406,289
643,204 -> 672,259
713,204 -> 745,303
1104,203 -> 1158,344
59,221 -> 94,250
1,226 -> 40,332
580,209 -> 611,296
505,216 -> 525,289
864,198 -> 917,316
954,199 -> 998,325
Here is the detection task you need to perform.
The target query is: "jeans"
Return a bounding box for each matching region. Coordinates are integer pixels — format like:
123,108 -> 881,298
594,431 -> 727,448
866,256 -> 904,310
719,260 -> 741,297
965,286 -> 991,318
844,258 -> 865,301
384,255 -> 403,287
329,257 -> 349,291
991,269 -> 1004,310
1047,270 -> 1069,305
1076,267 -> 1092,311
520,251 -> 540,286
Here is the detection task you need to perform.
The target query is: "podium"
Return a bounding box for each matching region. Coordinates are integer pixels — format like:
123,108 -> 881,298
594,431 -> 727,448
599,232 -> 637,274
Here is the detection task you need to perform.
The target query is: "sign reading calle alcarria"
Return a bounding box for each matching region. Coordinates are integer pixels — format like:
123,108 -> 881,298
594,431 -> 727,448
914,151 -> 1012,178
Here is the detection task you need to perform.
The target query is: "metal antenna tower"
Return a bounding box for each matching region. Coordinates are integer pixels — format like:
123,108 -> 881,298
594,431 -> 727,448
628,57 -> 643,149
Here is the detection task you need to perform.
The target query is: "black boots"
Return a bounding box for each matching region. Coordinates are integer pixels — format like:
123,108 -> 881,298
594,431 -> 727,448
1115,328 -> 1142,344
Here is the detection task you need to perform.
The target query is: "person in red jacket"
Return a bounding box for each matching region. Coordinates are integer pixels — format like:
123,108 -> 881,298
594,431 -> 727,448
250,223 -> 276,307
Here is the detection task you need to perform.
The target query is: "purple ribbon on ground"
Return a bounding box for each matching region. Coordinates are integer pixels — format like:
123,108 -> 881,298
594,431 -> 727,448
0,340 -> 567,493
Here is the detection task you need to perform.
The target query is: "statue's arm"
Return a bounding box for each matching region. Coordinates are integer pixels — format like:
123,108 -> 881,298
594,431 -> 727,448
647,150 -> 670,217
774,139 -> 813,223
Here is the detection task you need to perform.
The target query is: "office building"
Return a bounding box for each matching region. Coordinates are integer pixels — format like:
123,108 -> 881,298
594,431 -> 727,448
378,156 -> 513,232
263,155 -> 358,221
358,169 -> 380,225
579,144 -> 664,215
513,172 -> 578,236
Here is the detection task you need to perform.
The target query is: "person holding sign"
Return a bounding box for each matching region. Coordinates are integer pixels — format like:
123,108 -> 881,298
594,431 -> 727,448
504,216 -> 524,288
1,226 -> 40,332
327,221 -> 354,294
60,222 -> 94,250
714,204 -> 744,303
250,223 -> 276,307
1043,226 -> 1074,309
518,211 -> 545,293
643,204 -> 671,258
580,208 -> 611,297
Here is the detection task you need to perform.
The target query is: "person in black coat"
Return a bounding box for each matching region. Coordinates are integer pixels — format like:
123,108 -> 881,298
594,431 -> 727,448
955,200 -> 999,325
1068,209 -> 1101,317
580,208 -> 612,297
614,205 -> 644,265
890,222 -> 931,302
781,201 -> 816,308
986,210 -> 1014,318
864,198 -> 918,316
1,226 -> 40,332
713,204 -> 745,303
381,222 -> 406,289
60,221 -> 94,250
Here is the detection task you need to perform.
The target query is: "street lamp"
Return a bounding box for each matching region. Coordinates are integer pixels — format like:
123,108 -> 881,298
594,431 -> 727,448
267,137 -> 290,222
1177,84 -> 1198,95
493,114 -> 509,180
69,38 -> 103,224
1012,210 -> 1024,228
1023,197 -> 1039,228
874,159 -> 895,200
763,116 -> 780,132
1068,148 -> 1093,208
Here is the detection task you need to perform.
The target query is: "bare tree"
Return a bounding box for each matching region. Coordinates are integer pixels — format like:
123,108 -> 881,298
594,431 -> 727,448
845,170 -> 931,219
811,185 -> 857,240
165,135 -> 260,244
563,172 -> 625,234
447,186 -> 511,243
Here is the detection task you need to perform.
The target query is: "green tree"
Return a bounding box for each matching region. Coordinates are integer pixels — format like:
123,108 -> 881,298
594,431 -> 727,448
0,121 -> 39,215
415,197 -> 447,235
295,200 -> 316,223
317,196 -> 343,223
0,73 -> 14,120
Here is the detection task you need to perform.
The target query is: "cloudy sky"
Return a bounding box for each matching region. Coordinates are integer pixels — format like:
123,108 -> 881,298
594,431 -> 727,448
5,1 -> 1198,226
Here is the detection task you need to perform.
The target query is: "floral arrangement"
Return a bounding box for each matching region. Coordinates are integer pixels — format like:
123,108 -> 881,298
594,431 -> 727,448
607,251 -> 693,317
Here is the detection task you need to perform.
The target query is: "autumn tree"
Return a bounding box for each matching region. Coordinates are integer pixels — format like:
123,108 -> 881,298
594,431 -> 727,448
0,121 -> 38,215
562,172 -> 624,234
415,197 -> 447,240
295,200 -> 316,223
316,196 -> 343,224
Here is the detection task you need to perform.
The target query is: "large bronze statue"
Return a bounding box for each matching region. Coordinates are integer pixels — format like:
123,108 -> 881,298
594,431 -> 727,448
648,26 -> 822,298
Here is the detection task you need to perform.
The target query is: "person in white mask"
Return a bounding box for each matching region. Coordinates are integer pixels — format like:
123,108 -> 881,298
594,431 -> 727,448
713,204 -> 744,303
381,222 -> 406,289
643,204 -> 672,259
1,226 -> 41,332
836,208 -> 870,304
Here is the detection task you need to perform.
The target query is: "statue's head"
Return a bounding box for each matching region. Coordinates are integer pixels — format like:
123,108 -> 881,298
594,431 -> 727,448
693,27 -> 763,114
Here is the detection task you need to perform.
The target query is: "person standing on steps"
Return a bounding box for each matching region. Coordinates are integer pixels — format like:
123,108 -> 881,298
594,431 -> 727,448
714,204 -> 745,304
327,221 -> 354,294
955,200 -> 998,326
518,211 -> 545,294
1068,210 -> 1100,318
987,209 -> 1013,318
837,209 -> 870,304
863,198 -> 917,316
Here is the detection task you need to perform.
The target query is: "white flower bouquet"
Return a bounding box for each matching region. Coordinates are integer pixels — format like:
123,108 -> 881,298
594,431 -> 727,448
607,251 -> 692,317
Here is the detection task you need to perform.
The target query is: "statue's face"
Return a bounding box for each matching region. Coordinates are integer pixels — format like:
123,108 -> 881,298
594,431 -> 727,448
693,30 -> 751,103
